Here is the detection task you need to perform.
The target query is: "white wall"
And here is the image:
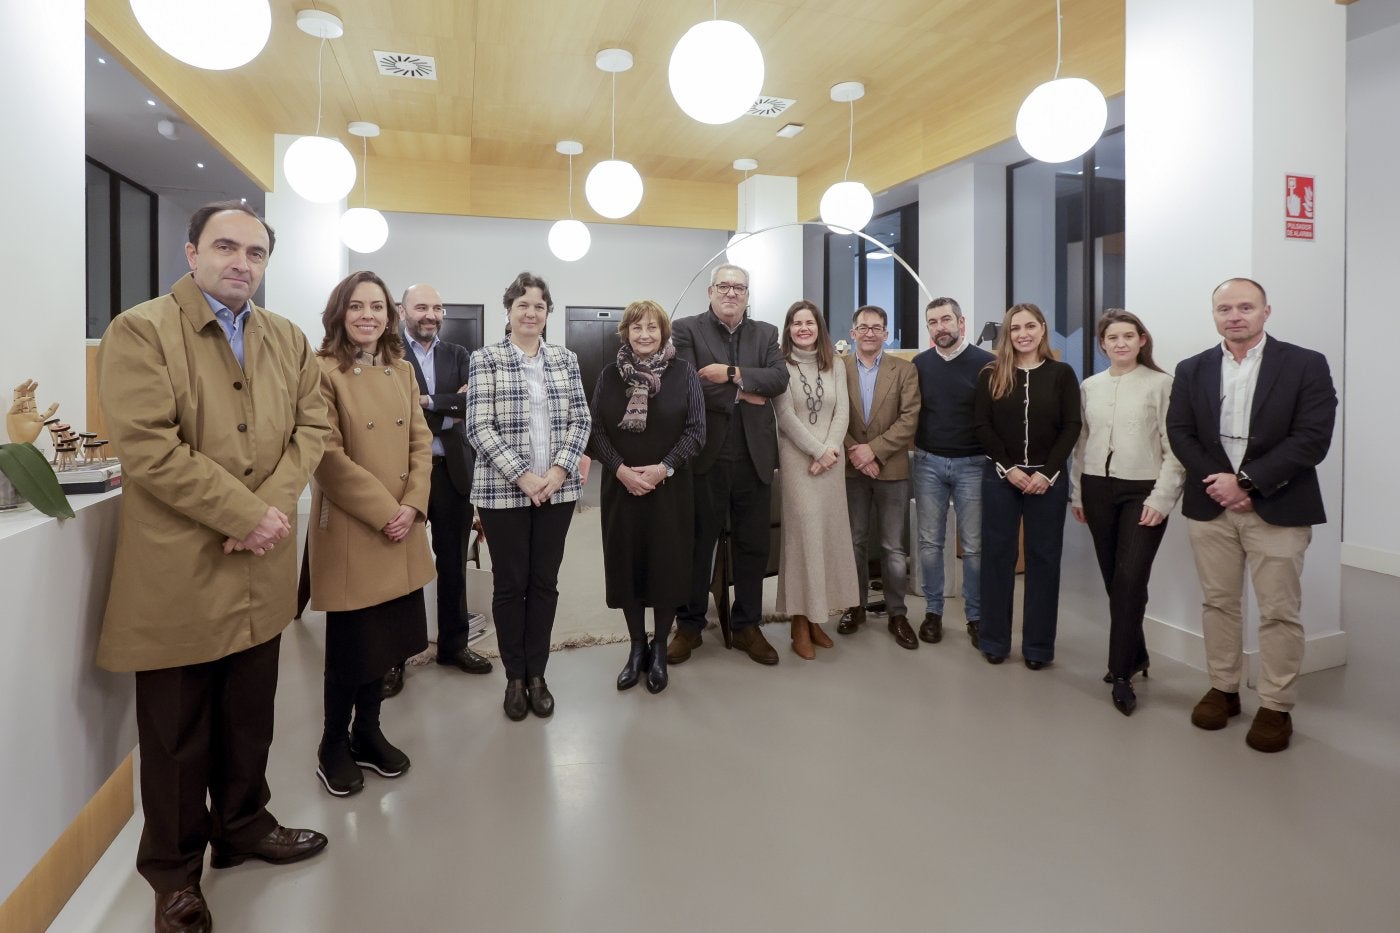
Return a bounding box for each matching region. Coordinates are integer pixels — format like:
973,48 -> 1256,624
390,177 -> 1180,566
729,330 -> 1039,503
917,162 -> 1006,340
1341,18 -> 1400,575
364,213 -> 728,346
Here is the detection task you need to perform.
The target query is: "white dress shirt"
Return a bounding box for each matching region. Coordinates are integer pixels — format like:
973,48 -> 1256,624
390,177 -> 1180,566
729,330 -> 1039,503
1219,333 -> 1267,472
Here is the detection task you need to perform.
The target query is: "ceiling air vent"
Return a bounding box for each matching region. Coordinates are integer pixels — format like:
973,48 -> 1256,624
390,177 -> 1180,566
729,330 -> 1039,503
747,96 -> 795,117
374,51 -> 437,80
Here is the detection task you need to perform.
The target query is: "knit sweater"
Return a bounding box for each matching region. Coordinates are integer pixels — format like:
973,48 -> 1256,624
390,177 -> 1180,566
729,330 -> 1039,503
912,342 -> 995,457
1070,365 -> 1185,516
972,359 -> 1081,482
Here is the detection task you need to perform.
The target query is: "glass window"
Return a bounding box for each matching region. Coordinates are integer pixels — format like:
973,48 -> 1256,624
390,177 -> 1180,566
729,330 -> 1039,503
824,203 -> 920,349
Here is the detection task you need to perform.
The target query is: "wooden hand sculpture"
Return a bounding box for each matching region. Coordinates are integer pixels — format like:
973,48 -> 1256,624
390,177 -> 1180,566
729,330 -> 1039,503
6,380 -> 59,444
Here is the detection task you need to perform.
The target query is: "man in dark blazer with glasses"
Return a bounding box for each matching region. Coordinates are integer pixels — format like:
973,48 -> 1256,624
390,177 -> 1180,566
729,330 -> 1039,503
667,264 -> 790,666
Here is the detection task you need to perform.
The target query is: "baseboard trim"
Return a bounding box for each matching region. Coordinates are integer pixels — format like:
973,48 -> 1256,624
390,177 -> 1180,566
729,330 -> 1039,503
1144,616 -> 1347,682
0,752 -> 134,933
1340,542 -> 1400,578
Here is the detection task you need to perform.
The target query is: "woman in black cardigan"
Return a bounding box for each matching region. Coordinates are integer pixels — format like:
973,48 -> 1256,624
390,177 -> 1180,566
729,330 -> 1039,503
972,303 -> 1081,668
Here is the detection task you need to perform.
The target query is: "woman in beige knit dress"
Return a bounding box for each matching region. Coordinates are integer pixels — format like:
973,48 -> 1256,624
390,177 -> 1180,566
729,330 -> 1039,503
775,300 -> 860,659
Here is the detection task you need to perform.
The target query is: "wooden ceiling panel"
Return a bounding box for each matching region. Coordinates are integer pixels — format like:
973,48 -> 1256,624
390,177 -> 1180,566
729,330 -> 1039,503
88,0 -> 1125,230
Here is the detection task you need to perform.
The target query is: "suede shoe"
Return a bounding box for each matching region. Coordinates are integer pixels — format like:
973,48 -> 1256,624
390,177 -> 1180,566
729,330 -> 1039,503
438,645 -> 493,674
966,620 -> 980,649
155,883 -> 211,933
315,736 -> 364,798
888,615 -> 918,650
837,606 -> 866,635
350,727 -> 410,777
504,679 -> 529,721
381,664 -> 405,698
1245,708 -> 1293,752
918,612 -> 943,644
210,825 -> 328,869
666,627 -> 703,664
1190,687 -> 1242,730
731,625 -> 780,665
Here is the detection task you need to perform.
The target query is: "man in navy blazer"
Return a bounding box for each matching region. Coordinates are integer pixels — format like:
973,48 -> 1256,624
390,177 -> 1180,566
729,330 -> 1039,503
396,284 -> 492,693
1166,277 -> 1337,753
667,264 -> 790,666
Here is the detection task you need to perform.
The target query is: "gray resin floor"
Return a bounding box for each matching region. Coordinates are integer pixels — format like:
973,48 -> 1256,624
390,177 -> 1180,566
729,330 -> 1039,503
51,567 -> 1400,933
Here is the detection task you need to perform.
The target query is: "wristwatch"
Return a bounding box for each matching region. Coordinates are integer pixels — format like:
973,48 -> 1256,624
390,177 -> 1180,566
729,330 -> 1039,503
1236,470 -> 1255,492
726,365 -> 736,383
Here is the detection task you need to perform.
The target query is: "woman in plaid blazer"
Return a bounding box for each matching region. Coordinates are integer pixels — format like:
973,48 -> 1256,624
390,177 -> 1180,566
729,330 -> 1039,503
466,272 -> 591,722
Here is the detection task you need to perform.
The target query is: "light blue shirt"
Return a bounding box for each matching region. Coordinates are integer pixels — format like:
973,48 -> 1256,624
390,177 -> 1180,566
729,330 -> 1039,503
203,291 -> 250,370
856,351 -> 883,424
406,331 -> 448,457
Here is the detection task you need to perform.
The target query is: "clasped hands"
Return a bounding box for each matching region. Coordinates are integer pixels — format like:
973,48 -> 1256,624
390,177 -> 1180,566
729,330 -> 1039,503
617,463 -> 668,496
846,442 -> 879,478
1005,467 -> 1052,495
516,465 -> 568,506
222,506 -> 291,557
808,446 -> 842,476
1203,472 -> 1254,513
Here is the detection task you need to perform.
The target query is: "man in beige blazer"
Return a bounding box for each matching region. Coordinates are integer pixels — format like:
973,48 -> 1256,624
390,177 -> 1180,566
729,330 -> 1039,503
97,202 -> 330,933
840,305 -> 921,648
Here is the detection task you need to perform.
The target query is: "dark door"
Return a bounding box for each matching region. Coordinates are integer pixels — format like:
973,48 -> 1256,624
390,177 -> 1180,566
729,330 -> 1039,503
441,303 -> 484,354
565,306 -> 625,399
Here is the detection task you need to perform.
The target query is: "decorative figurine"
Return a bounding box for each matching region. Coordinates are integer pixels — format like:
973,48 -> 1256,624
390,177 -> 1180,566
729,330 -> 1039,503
6,380 -> 59,445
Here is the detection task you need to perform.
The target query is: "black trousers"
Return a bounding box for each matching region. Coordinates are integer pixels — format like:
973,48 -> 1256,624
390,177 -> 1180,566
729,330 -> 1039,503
1080,474 -> 1168,678
979,463 -> 1069,662
478,501 -> 574,680
680,456 -> 771,633
428,458 -> 474,656
134,634 -> 282,893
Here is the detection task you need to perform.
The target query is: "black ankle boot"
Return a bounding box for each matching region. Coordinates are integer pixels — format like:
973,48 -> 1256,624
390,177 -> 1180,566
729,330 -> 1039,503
616,638 -> 651,691
350,725 -> 410,777
1112,677 -> 1137,717
316,734 -> 364,797
646,637 -> 669,694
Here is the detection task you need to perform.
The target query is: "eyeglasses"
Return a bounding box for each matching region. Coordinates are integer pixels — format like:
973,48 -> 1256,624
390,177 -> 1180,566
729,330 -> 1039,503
713,283 -> 749,296
853,324 -> 886,335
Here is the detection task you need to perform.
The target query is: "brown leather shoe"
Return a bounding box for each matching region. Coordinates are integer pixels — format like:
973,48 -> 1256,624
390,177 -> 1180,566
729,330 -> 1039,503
1245,708 -> 1293,752
666,627 -> 703,664
837,606 -> 865,635
1190,688 -> 1242,730
809,619 -> 834,649
888,615 -> 918,650
209,825 -> 328,869
790,615 -> 815,660
731,625 -> 780,665
155,883 -> 211,933
918,612 -> 943,644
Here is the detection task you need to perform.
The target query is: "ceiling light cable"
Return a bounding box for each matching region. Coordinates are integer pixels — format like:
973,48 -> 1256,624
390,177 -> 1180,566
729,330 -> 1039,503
314,37 -> 326,135
1054,0 -> 1063,80
843,99 -> 854,181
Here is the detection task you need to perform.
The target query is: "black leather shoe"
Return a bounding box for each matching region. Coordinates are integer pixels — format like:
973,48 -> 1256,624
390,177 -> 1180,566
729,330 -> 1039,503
617,638 -> 651,691
888,615 -> 918,650
646,637 -> 669,694
155,883 -> 211,933
837,606 -> 866,635
982,651 -> 1005,665
210,825 -> 328,868
438,645 -> 493,674
1112,678 -> 1137,716
966,620 -> 980,649
526,676 -> 555,717
381,664 -> 405,698
1024,658 -> 1050,671
1103,659 -> 1151,684
315,736 -> 364,798
350,727 -> 410,777
918,612 -> 943,644
503,679 -> 529,721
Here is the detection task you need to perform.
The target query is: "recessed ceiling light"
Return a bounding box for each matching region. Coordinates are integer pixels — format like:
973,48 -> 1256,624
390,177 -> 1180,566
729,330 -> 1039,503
240,197 -> 247,204
97,57 -> 107,64
146,99 -> 156,106
776,122 -> 805,138
195,162 -> 205,169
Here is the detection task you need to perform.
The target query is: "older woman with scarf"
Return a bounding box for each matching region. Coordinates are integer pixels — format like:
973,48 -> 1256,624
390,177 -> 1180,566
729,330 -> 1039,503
589,299 -> 705,694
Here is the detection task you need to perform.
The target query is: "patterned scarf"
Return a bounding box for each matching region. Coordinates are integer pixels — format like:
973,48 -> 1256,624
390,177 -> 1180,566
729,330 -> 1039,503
616,340 -> 675,432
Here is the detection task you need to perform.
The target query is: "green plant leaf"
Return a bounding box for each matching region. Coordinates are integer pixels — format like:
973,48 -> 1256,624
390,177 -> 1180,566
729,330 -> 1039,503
0,443 -> 76,519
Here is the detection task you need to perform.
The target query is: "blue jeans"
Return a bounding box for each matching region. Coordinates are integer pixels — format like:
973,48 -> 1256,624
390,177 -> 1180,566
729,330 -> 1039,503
911,451 -> 983,620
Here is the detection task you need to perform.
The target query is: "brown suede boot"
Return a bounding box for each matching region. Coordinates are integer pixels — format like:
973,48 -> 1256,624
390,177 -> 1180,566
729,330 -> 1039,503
809,619 -> 834,649
790,615 -> 815,660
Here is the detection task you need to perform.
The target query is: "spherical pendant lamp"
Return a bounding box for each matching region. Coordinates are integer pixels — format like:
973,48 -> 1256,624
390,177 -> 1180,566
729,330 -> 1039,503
339,208 -> 389,253
1015,77 -> 1107,163
548,219 -> 592,263
283,135 -> 357,203
131,0 -> 271,71
585,50 -> 644,220
819,181 -> 874,235
668,19 -> 765,125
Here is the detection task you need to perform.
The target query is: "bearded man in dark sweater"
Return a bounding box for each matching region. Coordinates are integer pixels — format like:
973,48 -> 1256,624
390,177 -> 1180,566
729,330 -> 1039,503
910,298 -> 995,648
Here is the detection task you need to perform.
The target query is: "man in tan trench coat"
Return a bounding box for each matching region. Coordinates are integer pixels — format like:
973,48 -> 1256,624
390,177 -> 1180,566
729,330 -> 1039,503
97,202 -> 331,933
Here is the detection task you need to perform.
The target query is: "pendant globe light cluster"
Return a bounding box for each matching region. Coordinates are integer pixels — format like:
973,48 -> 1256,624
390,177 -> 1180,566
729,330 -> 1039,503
339,122 -> 389,254
131,0 -> 271,71
819,82 -> 875,235
1015,0 -> 1108,163
548,141 -> 592,262
669,1 -> 765,125
282,11 -> 357,204
585,49 -> 644,221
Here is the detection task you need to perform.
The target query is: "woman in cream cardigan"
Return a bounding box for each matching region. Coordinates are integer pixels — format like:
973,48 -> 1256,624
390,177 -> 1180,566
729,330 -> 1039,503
1071,309 -> 1185,716
774,300 -> 858,659
309,270 -> 434,796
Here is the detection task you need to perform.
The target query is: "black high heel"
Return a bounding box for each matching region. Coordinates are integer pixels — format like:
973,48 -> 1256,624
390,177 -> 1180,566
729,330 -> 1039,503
646,637 -> 669,694
616,638 -> 651,691
1112,677 -> 1137,716
1103,659 -> 1151,684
